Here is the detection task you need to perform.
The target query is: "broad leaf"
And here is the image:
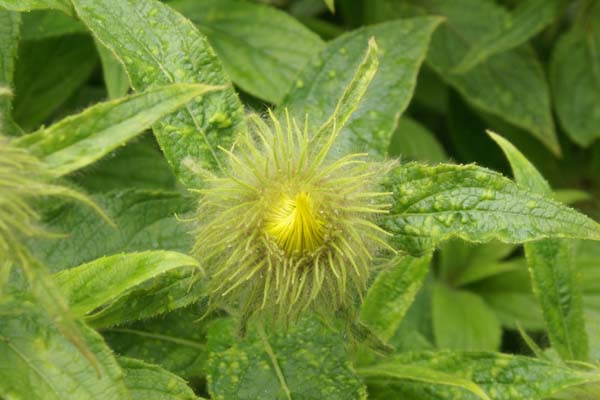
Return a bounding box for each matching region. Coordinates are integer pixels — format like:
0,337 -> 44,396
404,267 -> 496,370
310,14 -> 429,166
14,83 -> 220,177
388,117 -> 447,163
550,4 -> 600,147
282,17 -> 442,156
0,0 -> 73,15
104,309 -> 207,378
432,283 -> 501,351
72,134 -> 177,193
54,251 -> 199,316
422,0 -> 559,155
0,9 -> 19,134
360,252 -> 432,341
30,189 -> 194,272
454,0 -> 568,73
171,0 -> 324,104
0,298 -> 129,400
13,34 -> 97,131
361,351 -> 600,400
489,131 -> 588,361
72,0 -> 247,188
87,267 -> 203,328
119,357 -> 201,400
207,318 -> 367,399
20,10 -> 85,40
96,41 -> 130,99
382,163 -> 600,255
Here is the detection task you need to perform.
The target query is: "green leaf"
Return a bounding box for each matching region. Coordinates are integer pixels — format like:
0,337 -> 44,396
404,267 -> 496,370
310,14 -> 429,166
359,361 -> 491,400
119,357 -> 201,400
54,251 -> 199,316
423,0 -> 559,155
489,131 -> 589,361
72,0 -> 247,188
550,4 -> 600,147
104,309 -> 207,378
432,283 -> 501,351
474,268 -> 544,331
30,189 -> 194,272
282,17 -> 442,156
388,117 -> 447,163
0,9 -> 19,135
382,163 -> 600,255
0,298 -> 129,400
96,40 -> 130,99
454,0 -> 568,73
324,0 -> 335,13
87,267 -> 203,328
13,34 -> 97,131
171,0 -> 324,104
360,252 -> 432,342
362,351 -> 600,400
20,10 -> 85,40
0,0 -> 73,15
207,318 -> 367,400
71,134 -> 177,193
14,83 -> 220,177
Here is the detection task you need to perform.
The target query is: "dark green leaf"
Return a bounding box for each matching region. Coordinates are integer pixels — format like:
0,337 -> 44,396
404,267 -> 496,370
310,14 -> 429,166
72,0 -> 247,187
423,0 -> 559,155
454,0 -> 568,73
550,4 -> 600,147
30,189 -> 194,272
104,309 -> 207,378
432,283 -> 501,351
13,34 -> 97,131
388,117 -> 447,163
20,10 -> 85,40
171,0 -> 324,104
96,41 -> 130,99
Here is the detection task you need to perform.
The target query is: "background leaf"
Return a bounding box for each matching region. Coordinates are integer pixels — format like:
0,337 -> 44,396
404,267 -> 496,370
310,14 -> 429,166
550,3 -> 600,147
454,0 -> 568,73
0,0 -> 73,15
13,34 -> 97,131
421,0 -> 559,155
171,0 -> 324,104
432,283 -> 501,351
72,0 -> 247,188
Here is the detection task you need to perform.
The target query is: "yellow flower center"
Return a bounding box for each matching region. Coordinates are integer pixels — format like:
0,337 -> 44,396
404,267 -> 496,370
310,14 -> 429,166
265,191 -> 325,254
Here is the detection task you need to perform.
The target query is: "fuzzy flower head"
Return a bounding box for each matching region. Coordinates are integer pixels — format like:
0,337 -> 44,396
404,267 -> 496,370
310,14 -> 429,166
193,110 -> 395,322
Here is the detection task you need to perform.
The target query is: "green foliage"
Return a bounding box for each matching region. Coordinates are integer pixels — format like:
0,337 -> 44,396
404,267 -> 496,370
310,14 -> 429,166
2,0 -> 600,398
